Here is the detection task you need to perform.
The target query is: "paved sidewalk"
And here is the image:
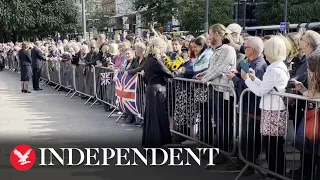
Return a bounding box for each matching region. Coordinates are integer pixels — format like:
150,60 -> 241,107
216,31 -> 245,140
0,70 -> 258,180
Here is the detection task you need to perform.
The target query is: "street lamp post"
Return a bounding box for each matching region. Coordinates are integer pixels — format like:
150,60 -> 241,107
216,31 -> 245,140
242,0 -> 246,31
88,19 -> 100,39
82,0 -> 87,40
284,0 -> 288,34
204,0 -> 209,34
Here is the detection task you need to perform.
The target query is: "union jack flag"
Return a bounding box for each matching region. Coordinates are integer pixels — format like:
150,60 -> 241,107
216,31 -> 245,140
115,74 -> 140,116
100,73 -> 110,85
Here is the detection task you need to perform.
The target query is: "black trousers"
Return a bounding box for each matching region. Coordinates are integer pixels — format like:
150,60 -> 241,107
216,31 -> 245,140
32,68 -> 41,89
263,136 -> 285,178
302,153 -> 320,179
241,116 -> 261,163
199,91 -> 234,151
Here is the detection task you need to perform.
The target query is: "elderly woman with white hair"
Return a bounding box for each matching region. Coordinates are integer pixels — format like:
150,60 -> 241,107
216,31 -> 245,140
142,37 -> 175,148
123,42 -> 147,76
241,36 -> 290,179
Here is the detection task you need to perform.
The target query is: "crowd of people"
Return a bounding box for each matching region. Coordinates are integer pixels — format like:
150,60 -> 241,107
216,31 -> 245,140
1,23 -> 320,180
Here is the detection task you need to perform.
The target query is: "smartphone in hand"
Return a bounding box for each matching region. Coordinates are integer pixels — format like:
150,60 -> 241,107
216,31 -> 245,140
240,59 -> 250,73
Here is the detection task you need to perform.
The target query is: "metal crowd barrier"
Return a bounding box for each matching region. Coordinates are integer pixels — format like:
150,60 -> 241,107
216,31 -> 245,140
40,61 -> 50,84
136,74 -> 146,120
168,77 -> 238,162
237,89 -> 320,180
70,63 -> 96,105
58,61 -> 74,96
91,66 -> 117,108
4,53 -> 18,71
47,59 -> 61,89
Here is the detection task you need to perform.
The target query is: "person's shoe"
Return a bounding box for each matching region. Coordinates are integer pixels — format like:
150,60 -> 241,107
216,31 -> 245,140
124,116 -> 134,124
24,90 -> 31,93
286,167 -> 302,178
34,88 -> 43,91
130,121 -> 140,126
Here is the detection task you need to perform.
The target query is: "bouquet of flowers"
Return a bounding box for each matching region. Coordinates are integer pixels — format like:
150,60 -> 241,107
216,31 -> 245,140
163,56 -> 184,71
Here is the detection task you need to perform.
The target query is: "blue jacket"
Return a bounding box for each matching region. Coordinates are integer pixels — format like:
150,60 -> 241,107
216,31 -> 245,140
186,48 -> 213,78
178,60 -> 195,79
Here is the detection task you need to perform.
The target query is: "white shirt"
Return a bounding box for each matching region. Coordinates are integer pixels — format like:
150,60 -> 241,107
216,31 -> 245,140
245,60 -> 290,110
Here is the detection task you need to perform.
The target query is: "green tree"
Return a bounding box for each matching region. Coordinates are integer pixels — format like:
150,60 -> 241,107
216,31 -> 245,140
177,0 -> 234,35
255,0 -> 320,25
0,0 -> 78,41
87,10 -> 111,32
132,0 -> 178,26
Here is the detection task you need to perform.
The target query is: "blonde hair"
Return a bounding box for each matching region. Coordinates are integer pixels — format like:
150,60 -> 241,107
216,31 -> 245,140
134,42 -> 146,54
81,44 -> 89,54
209,24 -> 229,38
108,43 -> 119,55
101,45 -> 109,57
122,40 -> 131,49
278,35 -> 293,58
146,37 -> 167,57
263,36 -> 287,62
22,42 -> 29,49
286,32 -> 302,58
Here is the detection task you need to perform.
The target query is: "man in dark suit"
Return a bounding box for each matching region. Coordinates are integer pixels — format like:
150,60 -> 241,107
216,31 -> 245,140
31,41 -> 46,90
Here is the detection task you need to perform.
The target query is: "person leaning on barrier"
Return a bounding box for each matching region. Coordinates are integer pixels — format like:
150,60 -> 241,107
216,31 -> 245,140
78,44 -> 89,64
195,23 -> 237,165
275,34 -> 303,122
123,42 -> 147,77
294,52 -> 320,180
94,34 -> 108,65
122,48 -> 136,124
241,36 -> 290,179
225,36 -> 268,175
84,43 -> 98,66
176,36 -> 213,79
171,36 -> 213,144
287,30 -> 320,178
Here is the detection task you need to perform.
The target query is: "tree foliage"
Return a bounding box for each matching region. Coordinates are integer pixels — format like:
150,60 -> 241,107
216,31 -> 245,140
87,10 -> 110,32
132,0 -> 178,26
255,0 -> 320,25
177,0 -> 234,35
132,0 -> 234,35
0,0 -> 78,41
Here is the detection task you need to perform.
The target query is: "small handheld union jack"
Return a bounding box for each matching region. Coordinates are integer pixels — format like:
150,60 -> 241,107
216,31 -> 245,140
100,73 -> 111,85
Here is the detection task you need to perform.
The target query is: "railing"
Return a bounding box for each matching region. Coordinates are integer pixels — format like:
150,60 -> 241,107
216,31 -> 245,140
237,89 -> 320,180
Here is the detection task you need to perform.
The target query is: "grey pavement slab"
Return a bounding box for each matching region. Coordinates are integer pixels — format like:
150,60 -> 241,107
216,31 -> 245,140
0,70 -> 260,180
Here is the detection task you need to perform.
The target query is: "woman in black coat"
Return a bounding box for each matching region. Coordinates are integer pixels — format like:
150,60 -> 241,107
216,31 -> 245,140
142,37 -> 175,148
18,42 -> 32,93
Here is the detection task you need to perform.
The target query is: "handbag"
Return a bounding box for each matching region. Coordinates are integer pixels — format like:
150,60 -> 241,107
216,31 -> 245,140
305,107 -> 320,142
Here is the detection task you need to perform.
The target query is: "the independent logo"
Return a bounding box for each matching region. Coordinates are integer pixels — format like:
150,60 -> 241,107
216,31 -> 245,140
10,144 -> 36,171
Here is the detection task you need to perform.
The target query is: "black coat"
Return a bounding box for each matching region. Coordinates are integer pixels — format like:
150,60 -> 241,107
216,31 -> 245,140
19,49 -> 32,66
31,47 -> 46,69
126,57 -> 145,75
